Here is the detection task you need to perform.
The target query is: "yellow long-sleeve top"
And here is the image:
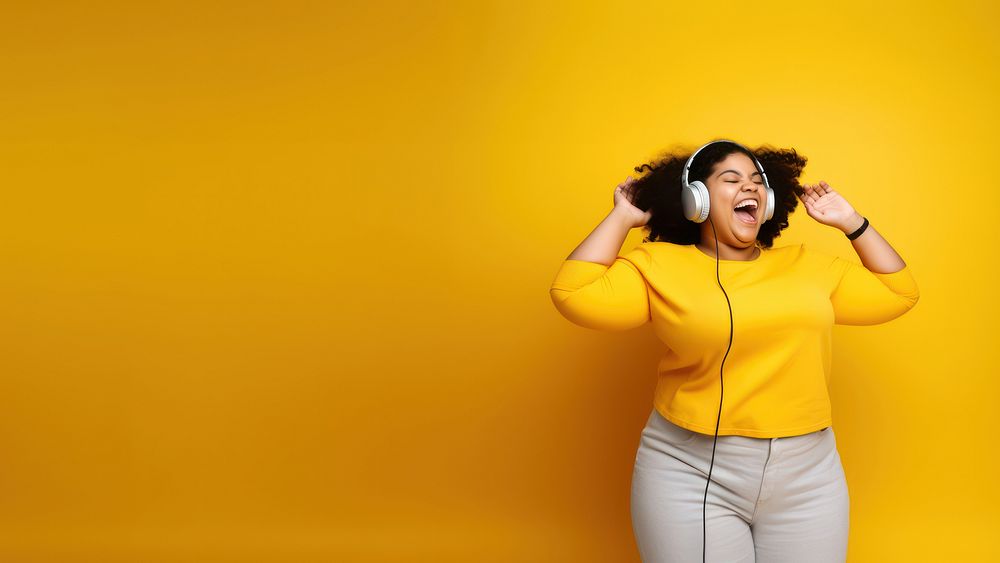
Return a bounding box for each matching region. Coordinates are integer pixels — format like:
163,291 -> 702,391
550,242 -> 920,438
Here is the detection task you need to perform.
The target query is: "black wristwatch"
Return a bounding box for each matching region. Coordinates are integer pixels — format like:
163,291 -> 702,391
846,216 -> 869,240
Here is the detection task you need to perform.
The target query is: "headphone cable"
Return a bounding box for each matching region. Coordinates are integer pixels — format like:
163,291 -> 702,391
703,217 -> 734,563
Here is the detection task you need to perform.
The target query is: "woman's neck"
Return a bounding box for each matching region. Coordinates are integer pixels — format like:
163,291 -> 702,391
696,241 -> 760,261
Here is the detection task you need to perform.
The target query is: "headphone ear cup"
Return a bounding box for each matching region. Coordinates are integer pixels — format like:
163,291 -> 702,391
763,187 -> 775,222
681,180 -> 710,223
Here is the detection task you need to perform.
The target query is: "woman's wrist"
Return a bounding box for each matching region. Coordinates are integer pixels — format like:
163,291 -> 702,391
839,212 -> 866,235
610,205 -> 641,230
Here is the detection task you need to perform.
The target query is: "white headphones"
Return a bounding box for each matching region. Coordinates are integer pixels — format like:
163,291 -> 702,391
680,139 -> 775,224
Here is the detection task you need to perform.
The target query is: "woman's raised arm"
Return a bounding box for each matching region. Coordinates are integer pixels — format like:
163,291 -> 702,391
549,176 -> 654,331
797,181 -> 920,325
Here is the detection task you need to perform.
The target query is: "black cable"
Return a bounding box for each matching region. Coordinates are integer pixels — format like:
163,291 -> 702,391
703,217 -> 734,563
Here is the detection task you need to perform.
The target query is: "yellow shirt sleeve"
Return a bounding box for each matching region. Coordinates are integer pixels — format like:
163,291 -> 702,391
829,255 -> 921,325
549,245 -> 652,331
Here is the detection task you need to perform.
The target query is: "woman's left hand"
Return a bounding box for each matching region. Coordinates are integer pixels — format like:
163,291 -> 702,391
797,181 -> 863,233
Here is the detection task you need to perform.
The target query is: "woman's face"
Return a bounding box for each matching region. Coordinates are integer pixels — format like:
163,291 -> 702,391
701,151 -> 766,247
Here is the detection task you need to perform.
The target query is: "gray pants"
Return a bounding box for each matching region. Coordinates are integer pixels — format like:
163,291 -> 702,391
630,408 -> 850,562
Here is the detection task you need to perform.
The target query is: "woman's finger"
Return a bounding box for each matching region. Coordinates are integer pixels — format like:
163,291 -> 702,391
803,188 -> 818,204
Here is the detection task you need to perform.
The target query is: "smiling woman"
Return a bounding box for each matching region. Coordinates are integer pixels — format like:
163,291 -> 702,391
550,137 -> 919,562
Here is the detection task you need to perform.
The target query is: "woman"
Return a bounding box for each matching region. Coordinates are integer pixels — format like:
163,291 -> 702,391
548,139 -> 919,562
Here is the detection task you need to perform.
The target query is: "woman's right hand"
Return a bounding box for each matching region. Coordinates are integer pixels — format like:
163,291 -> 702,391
613,176 -> 653,228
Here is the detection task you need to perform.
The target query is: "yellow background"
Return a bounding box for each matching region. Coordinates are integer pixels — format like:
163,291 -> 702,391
0,1 -> 995,561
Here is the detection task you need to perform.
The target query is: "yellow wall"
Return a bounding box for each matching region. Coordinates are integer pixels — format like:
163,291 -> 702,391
0,1 -> 995,561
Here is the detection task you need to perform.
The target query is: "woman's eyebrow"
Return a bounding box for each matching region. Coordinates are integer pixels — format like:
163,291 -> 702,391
718,169 -> 762,178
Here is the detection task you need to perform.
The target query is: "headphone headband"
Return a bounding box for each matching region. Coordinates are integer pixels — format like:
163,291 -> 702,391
682,139 -> 771,193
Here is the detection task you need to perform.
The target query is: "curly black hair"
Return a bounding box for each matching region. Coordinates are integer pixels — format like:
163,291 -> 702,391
628,140 -> 808,248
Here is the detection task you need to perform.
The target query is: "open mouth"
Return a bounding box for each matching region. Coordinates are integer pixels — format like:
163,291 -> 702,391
733,199 -> 758,225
